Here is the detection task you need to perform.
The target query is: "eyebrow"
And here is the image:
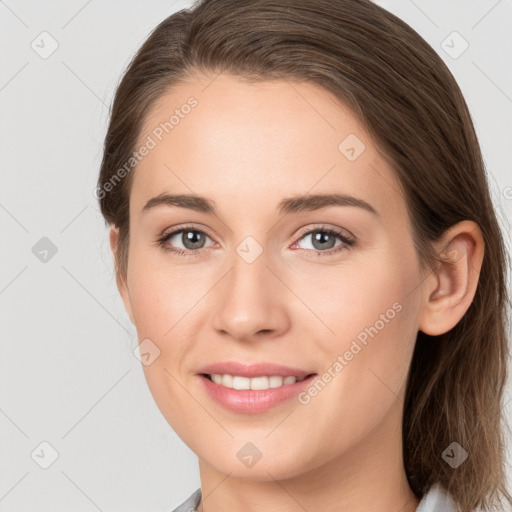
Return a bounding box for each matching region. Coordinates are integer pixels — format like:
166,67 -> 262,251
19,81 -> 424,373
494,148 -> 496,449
141,192 -> 380,217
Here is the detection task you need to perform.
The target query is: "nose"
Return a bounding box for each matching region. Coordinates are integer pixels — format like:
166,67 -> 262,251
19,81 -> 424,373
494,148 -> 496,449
211,247 -> 291,342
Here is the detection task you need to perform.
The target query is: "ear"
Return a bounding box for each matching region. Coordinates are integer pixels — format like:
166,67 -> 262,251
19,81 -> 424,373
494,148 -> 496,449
418,220 -> 485,336
109,226 -> 135,325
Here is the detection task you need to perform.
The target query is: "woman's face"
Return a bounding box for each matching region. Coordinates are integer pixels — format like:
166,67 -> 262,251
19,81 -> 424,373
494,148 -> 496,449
113,73 -> 427,481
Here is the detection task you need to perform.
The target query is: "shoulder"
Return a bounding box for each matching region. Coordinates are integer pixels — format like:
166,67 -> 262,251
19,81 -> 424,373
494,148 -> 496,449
170,488 -> 202,512
174,485 -> 458,512
416,482 -> 461,512
171,484 -> 501,511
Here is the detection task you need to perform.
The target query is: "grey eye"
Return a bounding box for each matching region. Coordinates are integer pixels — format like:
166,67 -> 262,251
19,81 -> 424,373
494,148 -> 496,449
298,229 -> 344,251
168,229 -> 212,250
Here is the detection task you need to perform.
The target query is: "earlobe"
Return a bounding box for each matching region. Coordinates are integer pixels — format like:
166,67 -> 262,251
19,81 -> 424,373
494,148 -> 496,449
418,220 -> 484,336
109,226 -> 135,325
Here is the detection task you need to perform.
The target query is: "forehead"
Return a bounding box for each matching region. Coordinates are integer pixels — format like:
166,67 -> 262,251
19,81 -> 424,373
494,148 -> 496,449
131,73 -> 405,221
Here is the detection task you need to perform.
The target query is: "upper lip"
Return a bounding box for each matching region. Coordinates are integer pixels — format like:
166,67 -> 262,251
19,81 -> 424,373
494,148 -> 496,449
197,361 -> 316,378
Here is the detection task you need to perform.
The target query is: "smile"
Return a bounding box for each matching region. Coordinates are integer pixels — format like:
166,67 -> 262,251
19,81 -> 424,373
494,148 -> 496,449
199,373 -> 318,414
204,373 -> 311,390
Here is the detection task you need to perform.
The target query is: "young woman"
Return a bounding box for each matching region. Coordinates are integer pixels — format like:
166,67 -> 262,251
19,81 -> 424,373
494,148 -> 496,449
96,0 -> 511,510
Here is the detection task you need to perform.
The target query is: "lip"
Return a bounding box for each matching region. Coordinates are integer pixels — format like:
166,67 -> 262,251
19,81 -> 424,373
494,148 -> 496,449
198,373 -> 318,414
196,361 -> 315,378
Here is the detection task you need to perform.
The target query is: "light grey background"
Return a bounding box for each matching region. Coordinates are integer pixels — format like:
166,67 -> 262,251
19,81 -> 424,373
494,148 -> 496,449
1,1 -> 511,511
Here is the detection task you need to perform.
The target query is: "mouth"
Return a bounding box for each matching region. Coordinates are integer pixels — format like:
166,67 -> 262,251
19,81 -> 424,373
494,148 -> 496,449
200,372 -> 317,390
195,361 -> 318,413
198,372 -> 318,414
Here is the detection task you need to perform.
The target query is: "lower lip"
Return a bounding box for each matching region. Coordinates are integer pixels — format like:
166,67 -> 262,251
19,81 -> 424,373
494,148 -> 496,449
198,374 -> 318,414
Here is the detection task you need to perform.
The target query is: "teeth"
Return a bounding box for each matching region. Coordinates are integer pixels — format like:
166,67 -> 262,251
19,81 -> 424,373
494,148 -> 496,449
209,374 -> 306,390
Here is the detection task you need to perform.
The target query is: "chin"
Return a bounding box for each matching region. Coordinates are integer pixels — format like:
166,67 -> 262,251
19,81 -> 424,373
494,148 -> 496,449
201,446 -> 310,481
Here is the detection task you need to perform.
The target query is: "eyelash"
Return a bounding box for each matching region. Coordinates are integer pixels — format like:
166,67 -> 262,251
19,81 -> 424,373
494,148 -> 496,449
155,224 -> 356,258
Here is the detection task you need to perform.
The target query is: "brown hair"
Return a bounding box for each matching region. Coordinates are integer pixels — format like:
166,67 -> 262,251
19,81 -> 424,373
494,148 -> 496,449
97,0 -> 511,509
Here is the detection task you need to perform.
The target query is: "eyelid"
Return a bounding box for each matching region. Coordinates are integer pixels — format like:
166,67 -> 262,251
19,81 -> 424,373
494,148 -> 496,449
159,223 -> 216,241
293,223 -> 355,242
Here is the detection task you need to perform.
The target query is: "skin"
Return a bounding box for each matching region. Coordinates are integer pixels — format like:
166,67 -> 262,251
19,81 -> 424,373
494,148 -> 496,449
110,73 -> 484,511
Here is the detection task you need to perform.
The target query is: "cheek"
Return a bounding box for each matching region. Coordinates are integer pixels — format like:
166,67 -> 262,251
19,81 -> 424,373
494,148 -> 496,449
288,242 -> 418,345
126,263 -> 205,436
126,255 -> 215,393
127,255 -> 205,338
289,244 -> 420,412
